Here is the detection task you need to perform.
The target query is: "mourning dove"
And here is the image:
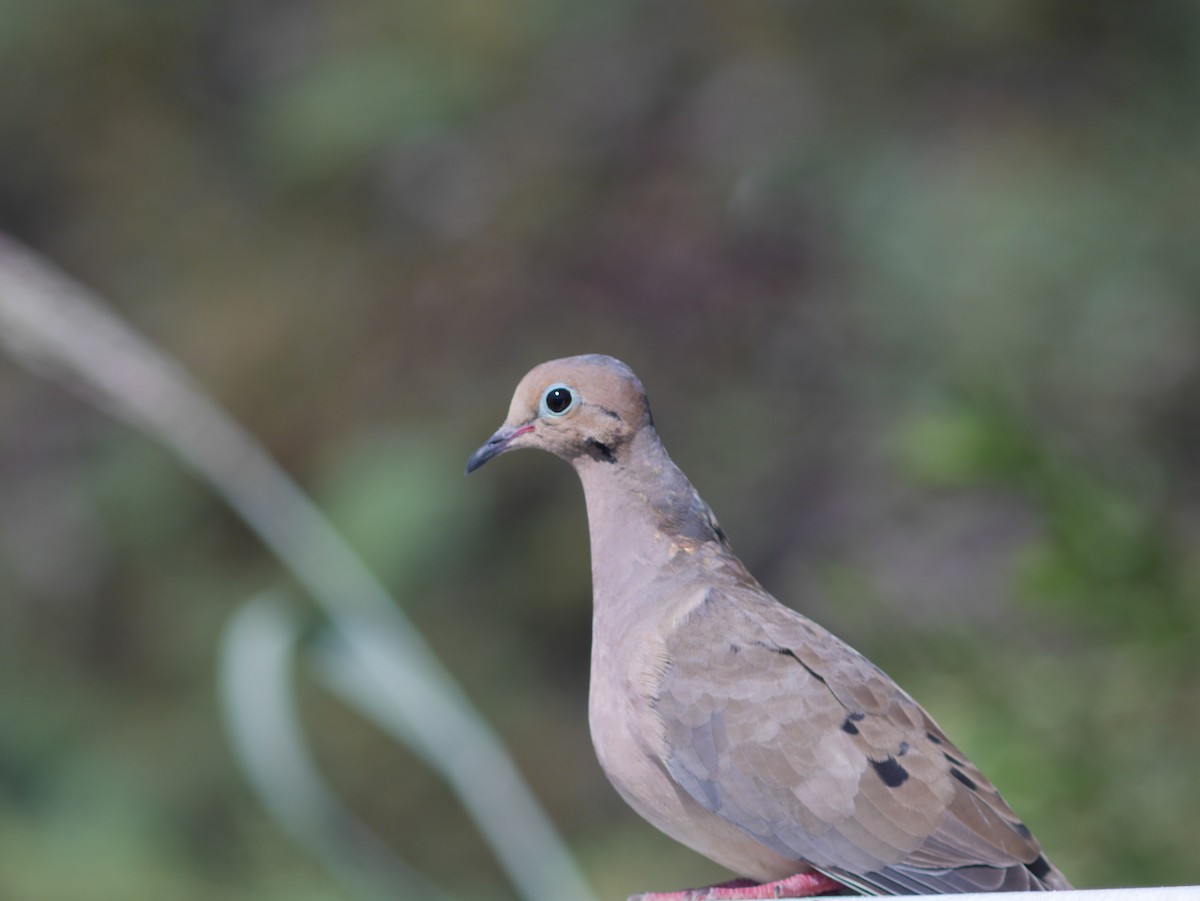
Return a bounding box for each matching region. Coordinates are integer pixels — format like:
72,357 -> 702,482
467,355 -> 1072,899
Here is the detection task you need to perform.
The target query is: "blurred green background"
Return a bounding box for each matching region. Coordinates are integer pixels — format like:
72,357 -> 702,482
2,1 -> 1199,898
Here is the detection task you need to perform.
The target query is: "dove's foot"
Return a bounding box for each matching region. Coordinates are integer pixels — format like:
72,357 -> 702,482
631,871 -> 846,900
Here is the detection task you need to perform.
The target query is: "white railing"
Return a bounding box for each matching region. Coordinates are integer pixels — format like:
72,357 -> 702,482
831,889 -> 1199,901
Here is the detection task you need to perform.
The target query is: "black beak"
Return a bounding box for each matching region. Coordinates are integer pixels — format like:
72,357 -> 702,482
465,423 -> 532,474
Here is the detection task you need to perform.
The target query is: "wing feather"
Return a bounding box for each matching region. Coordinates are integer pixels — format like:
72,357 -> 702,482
655,587 -> 1071,894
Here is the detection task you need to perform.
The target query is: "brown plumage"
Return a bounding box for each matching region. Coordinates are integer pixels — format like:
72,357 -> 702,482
467,354 -> 1072,897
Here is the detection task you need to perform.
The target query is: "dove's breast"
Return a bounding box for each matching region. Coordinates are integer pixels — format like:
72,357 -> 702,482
587,584 -> 806,882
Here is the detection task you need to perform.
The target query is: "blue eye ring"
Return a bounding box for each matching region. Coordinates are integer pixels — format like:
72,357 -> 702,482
540,383 -> 577,417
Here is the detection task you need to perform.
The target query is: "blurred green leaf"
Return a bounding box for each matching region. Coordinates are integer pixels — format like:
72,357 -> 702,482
316,429 -> 477,596
248,49 -> 489,183
893,406 -> 1035,486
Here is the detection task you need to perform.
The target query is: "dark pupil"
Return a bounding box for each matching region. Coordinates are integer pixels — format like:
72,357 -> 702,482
546,387 -> 572,413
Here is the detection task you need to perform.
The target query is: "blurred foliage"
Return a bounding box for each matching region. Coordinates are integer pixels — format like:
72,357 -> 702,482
2,0 -> 1200,897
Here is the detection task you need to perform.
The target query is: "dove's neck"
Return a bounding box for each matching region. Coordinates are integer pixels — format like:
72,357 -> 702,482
573,426 -> 729,616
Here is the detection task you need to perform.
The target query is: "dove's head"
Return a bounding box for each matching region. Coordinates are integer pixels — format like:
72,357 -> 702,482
466,354 -> 652,473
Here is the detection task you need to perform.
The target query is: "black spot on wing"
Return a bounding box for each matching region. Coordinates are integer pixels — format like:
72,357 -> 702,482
870,755 -> 910,788
1027,854 -> 1051,880
840,712 -> 865,735
942,751 -> 964,766
1015,821 -> 1033,840
768,645 -> 830,686
949,767 -> 978,791
926,731 -> 943,745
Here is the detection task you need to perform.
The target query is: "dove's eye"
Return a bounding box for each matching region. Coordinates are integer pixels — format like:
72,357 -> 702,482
541,384 -> 576,416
